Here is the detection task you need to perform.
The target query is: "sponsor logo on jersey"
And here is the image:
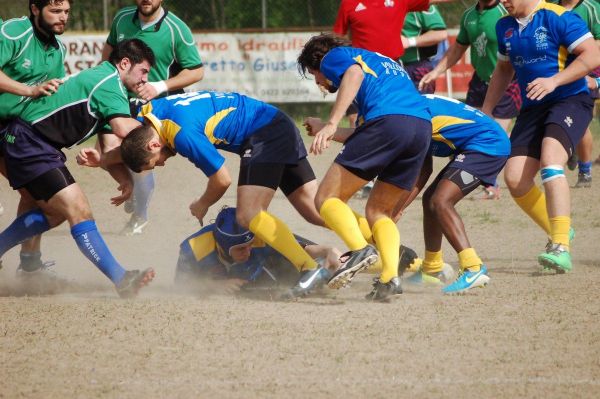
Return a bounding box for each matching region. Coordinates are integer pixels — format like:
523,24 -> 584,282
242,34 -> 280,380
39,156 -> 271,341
384,0 -> 395,7
22,58 -> 32,69
505,28 -> 514,39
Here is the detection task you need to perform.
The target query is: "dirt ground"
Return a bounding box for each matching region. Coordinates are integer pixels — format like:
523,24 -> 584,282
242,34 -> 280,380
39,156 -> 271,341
1,137 -> 599,398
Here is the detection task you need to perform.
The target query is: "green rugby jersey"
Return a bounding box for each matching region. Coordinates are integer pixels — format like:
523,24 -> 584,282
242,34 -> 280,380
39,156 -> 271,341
555,0 -> 600,39
18,61 -> 131,149
400,6 -> 447,64
0,17 -> 66,119
107,6 -> 202,84
456,1 -> 508,82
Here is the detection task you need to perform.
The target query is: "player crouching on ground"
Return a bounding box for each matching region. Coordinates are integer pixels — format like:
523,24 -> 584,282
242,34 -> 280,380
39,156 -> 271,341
0,39 -> 156,298
175,206 -> 343,298
305,94 -> 511,294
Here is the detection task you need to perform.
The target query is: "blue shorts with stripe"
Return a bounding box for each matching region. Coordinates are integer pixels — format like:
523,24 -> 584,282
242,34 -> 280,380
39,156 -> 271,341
335,114 -> 431,190
442,150 -> 508,187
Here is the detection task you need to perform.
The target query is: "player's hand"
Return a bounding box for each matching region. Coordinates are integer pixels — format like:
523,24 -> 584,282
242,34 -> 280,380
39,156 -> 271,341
217,278 -> 248,294
134,81 -> 166,102
585,76 -> 598,90
526,77 -> 557,101
110,181 -> 133,206
190,199 -> 209,226
30,79 -> 62,98
310,122 -> 336,155
303,117 -> 325,137
76,147 -> 101,167
401,35 -> 409,49
418,70 -> 439,92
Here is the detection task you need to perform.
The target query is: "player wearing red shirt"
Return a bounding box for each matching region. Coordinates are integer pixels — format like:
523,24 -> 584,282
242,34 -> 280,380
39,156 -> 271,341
333,0 -> 431,60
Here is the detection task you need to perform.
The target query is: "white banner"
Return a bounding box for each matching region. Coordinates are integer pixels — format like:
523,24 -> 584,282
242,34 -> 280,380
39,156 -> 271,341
61,32 -> 329,103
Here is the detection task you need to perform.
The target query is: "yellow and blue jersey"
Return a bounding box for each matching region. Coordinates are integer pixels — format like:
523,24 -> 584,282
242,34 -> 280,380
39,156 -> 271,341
176,226 -> 308,283
424,94 -> 511,157
138,91 -> 278,176
496,1 -> 592,108
320,47 -> 430,124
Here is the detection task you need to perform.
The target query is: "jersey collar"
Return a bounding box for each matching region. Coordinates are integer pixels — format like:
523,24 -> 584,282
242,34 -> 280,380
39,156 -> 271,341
29,16 -> 60,49
132,7 -> 170,31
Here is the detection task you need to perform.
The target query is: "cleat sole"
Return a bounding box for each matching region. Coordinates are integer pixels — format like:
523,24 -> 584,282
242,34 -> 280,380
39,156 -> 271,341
328,254 -> 378,289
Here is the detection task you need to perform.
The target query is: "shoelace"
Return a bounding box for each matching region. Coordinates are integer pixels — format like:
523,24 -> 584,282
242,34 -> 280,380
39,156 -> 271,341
546,243 -> 566,256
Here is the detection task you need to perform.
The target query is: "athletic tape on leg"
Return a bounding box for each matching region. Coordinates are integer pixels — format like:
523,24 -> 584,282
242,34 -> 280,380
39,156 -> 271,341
540,165 -> 565,184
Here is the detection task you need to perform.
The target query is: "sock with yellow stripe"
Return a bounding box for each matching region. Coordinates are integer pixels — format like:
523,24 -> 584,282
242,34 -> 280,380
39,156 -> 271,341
458,248 -> 482,272
422,250 -> 444,274
550,216 -> 571,250
249,211 -> 318,271
372,218 -> 400,283
320,198 -> 368,251
513,186 -> 551,235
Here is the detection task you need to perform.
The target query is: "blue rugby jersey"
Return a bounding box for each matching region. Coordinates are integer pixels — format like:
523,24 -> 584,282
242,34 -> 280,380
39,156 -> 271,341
320,47 -> 430,125
496,1 -> 592,109
424,94 -> 511,157
137,91 -> 278,176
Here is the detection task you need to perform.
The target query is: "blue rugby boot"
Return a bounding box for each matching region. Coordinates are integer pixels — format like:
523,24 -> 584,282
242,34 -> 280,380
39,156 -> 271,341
442,265 -> 490,294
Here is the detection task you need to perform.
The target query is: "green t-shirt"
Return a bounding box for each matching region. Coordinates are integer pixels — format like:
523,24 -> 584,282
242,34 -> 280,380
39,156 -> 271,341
456,1 -> 508,82
555,0 -> 600,39
400,5 -> 447,64
107,6 -> 202,85
0,17 -> 66,119
18,61 -> 131,149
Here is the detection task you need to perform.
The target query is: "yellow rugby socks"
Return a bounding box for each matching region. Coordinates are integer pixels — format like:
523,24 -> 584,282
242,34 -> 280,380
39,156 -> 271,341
422,250 -> 444,274
372,218 -> 399,283
550,216 -> 571,250
458,248 -> 482,272
513,186 -> 551,235
249,211 -> 317,271
352,210 -> 373,243
320,198 -> 368,251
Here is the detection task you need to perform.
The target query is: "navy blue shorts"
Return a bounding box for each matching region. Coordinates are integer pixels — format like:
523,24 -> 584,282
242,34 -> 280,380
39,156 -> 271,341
404,59 -> 435,94
510,93 -> 594,159
336,115 -> 431,190
441,150 -> 508,187
0,118 -> 67,189
466,73 -> 521,119
239,111 -> 307,166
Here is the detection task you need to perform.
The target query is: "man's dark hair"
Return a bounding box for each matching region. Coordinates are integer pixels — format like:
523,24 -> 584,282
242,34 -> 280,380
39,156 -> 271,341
121,124 -> 156,173
29,0 -> 70,16
109,39 -> 156,68
297,33 -> 350,78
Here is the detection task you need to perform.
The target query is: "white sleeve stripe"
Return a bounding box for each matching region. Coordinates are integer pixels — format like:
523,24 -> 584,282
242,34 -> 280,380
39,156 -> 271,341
568,32 -> 593,52
497,52 -> 509,61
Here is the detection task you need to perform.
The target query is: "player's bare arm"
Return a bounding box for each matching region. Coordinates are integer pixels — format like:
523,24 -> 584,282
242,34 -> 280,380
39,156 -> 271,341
419,42 -> 468,91
0,70 -> 61,98
310,65 -> 363,155
304,117 -> 354,143
135,67 -> 205,101
482,59 -> 515,116
190,165 -> 232,225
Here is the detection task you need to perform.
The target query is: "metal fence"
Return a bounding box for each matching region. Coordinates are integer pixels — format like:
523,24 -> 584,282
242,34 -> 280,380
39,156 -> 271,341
0,0 -> 470,31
